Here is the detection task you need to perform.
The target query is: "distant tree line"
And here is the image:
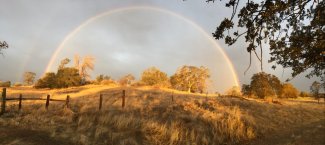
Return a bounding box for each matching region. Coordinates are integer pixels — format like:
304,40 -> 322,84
95,66 -> 210,93
241,72 -> 325,100
33,56 -> 210,93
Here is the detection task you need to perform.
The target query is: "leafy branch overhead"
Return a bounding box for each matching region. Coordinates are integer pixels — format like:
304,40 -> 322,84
207,0 -> 325,79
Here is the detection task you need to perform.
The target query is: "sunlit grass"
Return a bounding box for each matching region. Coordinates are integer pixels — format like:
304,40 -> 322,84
1,85 -> 324,145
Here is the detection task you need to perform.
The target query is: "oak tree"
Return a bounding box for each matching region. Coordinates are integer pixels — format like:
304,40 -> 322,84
250,72 -> 281,98
141,67 -> 169,87
170,65 -> 210,93
310,81 -> 321,102
281,83 -> 299,98
23,72 -> 36,85
207,0 -> 325,79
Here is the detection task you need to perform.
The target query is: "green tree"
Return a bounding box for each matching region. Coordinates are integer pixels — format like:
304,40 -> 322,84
281,83 -> 299,98
141,67 -> 169,87
35,72 -> 57,89
170,66 -> 210,93
23,72 -> 36,85
56,67 -> 81,88
250,72 -> 281,99
310,81 -> 321,103
207,0 -> 324,78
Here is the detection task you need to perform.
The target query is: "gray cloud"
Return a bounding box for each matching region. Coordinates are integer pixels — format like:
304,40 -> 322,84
0,0 -> 320,92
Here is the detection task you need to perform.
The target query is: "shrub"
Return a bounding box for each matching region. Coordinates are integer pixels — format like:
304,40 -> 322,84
35,72 -> 57,89
141,67 -> 169,87
35,67 -> 82,89
101,79 -> 117,86
13,82 -> 23,87
226,86 -> 242,97
281,83 -> 299,98
300,91 -> 311,97
56,68 -> 82,88
0,81 -> 11,87
250,72 -> 282,99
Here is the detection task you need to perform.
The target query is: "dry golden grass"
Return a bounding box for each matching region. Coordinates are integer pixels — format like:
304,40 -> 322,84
0,86 -> 324,145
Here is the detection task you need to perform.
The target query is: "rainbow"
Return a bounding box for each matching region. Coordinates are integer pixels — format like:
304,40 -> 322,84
44,6 -> 240,87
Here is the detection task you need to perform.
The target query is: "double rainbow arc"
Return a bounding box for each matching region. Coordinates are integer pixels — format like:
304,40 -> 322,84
44,6 -> 240,87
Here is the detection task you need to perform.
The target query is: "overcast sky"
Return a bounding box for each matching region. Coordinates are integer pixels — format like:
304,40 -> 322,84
0,0 -> 321,93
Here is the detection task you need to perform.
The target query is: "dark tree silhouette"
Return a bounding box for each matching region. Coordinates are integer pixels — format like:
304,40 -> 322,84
206,0 -> 324,79
0,41 -> 8,55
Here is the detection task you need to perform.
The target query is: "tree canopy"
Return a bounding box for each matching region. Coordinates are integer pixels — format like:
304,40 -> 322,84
207,0 -> 325,79
35,58 -> 83,89
141,67 -> 169,87
281,83 -> 299,98
35,72 -> 57,89
170,66 -> 210,93
250,72 -> 282,98
310,81 -> 321,100
23,72 -> 36,85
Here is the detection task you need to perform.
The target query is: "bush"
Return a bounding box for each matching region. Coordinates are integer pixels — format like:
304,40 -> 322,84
300,91 -> 311,97
35,67 -> 82,89
131,81 -> 146,87
226,86 -> 242,97
56,68 -> 81,88
281,83 -> 299,98
95,74 -> 111,84
13,82 -> 23,87
101,80 -> 117,86
0,81 -> 11,87
141,67 -> 169,87
250,72 -> 282,99
35,72 -> 57,89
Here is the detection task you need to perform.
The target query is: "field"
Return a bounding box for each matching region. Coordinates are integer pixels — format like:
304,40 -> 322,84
0,85 -> 324,145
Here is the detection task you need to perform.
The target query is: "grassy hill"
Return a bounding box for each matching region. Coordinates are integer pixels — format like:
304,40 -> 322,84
0,85 -> 324,145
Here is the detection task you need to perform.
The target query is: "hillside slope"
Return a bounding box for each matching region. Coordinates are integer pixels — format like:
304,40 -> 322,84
0,86 -> 324,145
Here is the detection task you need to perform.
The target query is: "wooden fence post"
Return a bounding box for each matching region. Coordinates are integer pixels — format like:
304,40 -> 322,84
171,92 -> 174,102
99,94 -> 103,110
1,88 -> 6,115
19,94 -> 22,111
66,95 -> 70,108
206,92 -> 208,101
45,94 -> 50,110
122,90 -> 125,108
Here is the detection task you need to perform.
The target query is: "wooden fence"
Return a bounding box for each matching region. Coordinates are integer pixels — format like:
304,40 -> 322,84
0,88 -> 130,115
0,88 -> 69,115
0,87 -> 219,116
